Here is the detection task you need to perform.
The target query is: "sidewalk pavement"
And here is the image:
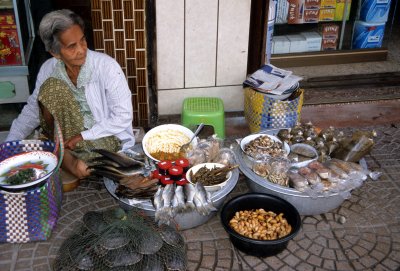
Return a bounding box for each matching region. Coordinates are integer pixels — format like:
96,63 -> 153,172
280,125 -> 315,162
0,122 -> 399,271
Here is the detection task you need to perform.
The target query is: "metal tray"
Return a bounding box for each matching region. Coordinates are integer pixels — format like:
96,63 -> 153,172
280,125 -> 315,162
236,129 -> 347,216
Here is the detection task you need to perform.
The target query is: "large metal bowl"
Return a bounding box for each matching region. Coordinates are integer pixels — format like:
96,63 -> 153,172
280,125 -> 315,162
104,167 -> 240,230
237,129 -> 348,216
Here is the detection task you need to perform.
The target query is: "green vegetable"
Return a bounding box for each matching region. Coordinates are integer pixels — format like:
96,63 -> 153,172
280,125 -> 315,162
5,168 -> 36,185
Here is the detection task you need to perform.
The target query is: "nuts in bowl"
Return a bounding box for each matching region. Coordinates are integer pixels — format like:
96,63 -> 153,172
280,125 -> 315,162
220,193 -> 301,257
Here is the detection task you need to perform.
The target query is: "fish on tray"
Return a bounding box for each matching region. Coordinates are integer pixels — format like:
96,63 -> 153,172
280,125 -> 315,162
115,175 -> 159,199
92,149 -> 145,167
193,182 -> 217,216
88,149 -> 148,181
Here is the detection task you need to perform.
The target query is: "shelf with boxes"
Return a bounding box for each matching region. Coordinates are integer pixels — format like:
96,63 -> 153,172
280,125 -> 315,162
264,0 -> 395,67
0,0 -> 34,104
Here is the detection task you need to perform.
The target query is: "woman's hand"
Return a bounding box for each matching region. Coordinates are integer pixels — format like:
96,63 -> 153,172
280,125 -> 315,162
65,134 -> 83,150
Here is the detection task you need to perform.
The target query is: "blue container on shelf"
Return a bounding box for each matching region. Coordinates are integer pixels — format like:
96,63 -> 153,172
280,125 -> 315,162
352,20 -> 386,49
359,0 -> 392,23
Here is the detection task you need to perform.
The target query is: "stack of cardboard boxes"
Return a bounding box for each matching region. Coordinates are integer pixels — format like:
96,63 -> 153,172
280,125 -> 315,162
0,10 -> 22,66
282,0 -> 351,24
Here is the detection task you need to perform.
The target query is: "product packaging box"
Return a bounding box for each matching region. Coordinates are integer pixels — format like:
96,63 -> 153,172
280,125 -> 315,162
320,0 -> 336,8
352,20 -> 386,49
287,34 -> 307,53
0,11 -> 22,66
305,0 -> 321,9
272,36 -> 291,54
319,8 -> 335,21
321,38 -> 337,50
359,0 -> 391,23
300,31 -> 322,51
288,0 -> 305,24
304,9 -> 320,23
334,0 -> 351,21
276,0 -> 289,24
320,23 -> 340,39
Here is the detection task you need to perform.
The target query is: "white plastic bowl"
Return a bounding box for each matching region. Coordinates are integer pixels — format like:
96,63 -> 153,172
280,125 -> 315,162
0,151 -> 58,190
289,143 -> 318,168
240,134 -> 290,160
142,124 -> 198,162
186,162 -> 232,192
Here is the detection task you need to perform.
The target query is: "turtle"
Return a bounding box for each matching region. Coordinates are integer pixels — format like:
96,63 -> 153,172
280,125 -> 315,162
159,224 -> 185,248
158,243 -> 187,271
140,254 -> 164,271
103,245 -> 143,268
132,227 -> 164,255
82,211 -> 108,235
54,208 -> 188,271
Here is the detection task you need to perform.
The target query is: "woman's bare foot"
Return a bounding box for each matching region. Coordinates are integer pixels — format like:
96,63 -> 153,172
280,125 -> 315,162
61,150 -> 90,179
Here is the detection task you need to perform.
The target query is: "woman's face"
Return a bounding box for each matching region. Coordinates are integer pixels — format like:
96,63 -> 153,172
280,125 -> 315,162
52,24 -> 88,68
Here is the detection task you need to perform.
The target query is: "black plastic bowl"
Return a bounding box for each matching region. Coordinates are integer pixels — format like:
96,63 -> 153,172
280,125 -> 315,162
220,193 -> 301,257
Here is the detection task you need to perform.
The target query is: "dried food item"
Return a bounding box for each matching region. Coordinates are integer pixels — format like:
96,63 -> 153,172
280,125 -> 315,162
268,158 -> 290,186
197,135 -> 221,162
229,209 -> 292,240
288,171 -> 309,191
244,135 -> 286,158
186,148 -> 206,166
298,167 -> 321,185
308,160 -> 331,179
213,147 -> 237,166
325,162 -> 349,179
332,131 -> 375,162
292,132 -> 305,144
189,164 -> 238,186
252,160 -> 271,178
291,144 -> 317,158
277,128 -> 291,142
319,126 -> 336,142
253,158 -> 290,187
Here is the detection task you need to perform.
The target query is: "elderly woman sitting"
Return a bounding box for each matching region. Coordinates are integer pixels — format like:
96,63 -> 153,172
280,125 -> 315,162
6,9 -> 135,187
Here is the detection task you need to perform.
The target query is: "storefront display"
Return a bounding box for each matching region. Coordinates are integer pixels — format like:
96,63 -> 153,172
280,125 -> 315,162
0,0 -> 34,104
254,0 -> 397,67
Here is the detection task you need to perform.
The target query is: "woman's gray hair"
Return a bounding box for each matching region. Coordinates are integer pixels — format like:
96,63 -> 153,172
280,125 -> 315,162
39,9 -> 85,54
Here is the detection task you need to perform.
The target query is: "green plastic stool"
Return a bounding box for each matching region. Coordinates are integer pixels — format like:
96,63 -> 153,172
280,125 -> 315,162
181,97 -> 225,139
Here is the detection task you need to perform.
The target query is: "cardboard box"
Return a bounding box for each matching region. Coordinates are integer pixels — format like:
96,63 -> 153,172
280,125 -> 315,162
305,0 -> 320,9
321,38 -> 337,50
300,31 -> 322,51
334,0 -> 352,21
287,34 -> 307,53
319,8 -> 335,21
288,0 -> 305,24
272,36 -> 291,54
276,0 -> 289,24
320,23 -> 340,39
320,0 -> 336,8
304,9 -> 320,23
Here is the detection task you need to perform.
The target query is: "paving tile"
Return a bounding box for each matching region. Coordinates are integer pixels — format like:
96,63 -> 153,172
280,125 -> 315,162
1,122 -> 400,270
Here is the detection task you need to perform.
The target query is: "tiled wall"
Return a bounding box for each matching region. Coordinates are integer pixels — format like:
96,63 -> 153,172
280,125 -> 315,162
156,0 -> 251,115
90,0 -> 149,127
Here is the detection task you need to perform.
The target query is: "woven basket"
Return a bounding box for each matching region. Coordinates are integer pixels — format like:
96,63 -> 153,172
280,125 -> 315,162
244,87 -> 304,133
0,121 -> 64,243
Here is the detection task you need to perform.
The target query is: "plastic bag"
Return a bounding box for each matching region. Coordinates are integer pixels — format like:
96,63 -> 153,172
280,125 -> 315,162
213,147 -> 237,166
196,135 -> 221,162
332,131 -> 375,162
